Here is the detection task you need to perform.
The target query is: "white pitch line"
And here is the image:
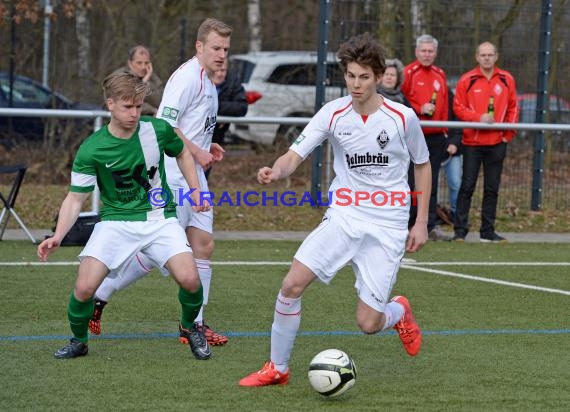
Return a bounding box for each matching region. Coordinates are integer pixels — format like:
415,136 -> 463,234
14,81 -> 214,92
404,261 -> 570,266
0,261 -> 80,266
0,261 -> 292,266
1,260 -> 569,267
401,264 -> 570,296
2,261 -> 569,296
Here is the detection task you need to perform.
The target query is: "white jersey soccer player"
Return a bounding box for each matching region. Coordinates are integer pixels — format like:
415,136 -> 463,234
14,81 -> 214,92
295,94 -> 428,225
239,33 -> 431,387
291,95 -> 429,311
90,19 -> 232,347
159,57 -> 218,188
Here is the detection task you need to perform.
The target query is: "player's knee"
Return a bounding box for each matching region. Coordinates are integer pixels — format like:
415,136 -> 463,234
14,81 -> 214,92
357,317 -> 381,334
178,272 -> 201,292
280,278 -> 305,299
193,238 -> 214,260
74,285 -> 96,301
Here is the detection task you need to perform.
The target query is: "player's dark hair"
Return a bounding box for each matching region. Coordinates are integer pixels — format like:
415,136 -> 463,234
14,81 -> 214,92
337,32 -> 386,77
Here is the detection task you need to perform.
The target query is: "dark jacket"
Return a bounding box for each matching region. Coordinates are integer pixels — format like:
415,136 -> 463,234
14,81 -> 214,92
447,90 -> 462,156
213,70 -> 248,144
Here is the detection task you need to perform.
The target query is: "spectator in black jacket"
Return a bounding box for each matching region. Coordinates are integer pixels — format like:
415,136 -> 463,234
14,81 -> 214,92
212,61 -> 248,145
206,61 -> 248,180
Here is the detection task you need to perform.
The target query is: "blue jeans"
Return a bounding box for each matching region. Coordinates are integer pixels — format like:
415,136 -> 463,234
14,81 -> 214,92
442,155 -> 462,214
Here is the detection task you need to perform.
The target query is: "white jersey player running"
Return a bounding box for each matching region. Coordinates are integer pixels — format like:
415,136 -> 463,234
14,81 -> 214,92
239,33 -> 432,387
90,18 -> 232,347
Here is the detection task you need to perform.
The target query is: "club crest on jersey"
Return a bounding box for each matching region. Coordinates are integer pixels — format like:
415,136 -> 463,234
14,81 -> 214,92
493,83 -> 503,96
161,107 -> 179,120
376,129 -> 390,149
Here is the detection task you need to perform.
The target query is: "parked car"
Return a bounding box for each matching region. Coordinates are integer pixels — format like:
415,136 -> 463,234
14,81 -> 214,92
517,93 -> 570,124
0,71 -> 97,146
229,51 -> 345,147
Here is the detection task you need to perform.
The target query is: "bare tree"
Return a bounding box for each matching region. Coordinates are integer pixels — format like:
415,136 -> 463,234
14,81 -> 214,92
248,0 -> 261,52
75,0 -> 90,101
377,1 -> 398,57
410,0 -> 425,38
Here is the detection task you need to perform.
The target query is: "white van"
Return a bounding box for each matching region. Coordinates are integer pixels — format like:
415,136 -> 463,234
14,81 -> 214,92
229,51 -> 345,146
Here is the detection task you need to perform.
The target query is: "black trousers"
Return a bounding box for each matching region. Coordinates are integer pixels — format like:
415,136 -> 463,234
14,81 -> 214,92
408,132 -> 448,231
454,142 -> 507,236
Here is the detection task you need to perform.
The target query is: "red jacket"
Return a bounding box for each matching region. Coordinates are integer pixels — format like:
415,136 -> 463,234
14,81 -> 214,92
453,66 -> 519,146
402,61 -> 448,135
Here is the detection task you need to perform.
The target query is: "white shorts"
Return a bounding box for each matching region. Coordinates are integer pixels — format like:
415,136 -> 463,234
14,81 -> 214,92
176,202 -> 213,234
294,209 -> 408,312
79,218 -> 191,277
172,169 -> 214,234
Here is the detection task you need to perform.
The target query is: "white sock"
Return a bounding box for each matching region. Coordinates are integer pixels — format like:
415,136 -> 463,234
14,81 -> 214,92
95,253 -> 151,301
271,291 -> 301,373
195,259 -> 212,325
381,301 -> 405,331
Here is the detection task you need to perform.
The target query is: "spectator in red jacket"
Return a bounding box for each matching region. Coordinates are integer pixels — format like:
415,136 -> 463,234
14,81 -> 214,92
452,41 -> 519,243
402,34 -> 451,241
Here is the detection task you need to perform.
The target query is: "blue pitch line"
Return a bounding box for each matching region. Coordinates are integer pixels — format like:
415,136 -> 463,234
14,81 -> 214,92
1,328 -> 569,342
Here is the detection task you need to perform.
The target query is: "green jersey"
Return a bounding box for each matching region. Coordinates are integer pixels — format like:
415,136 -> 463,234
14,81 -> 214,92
70,116 -> 184,221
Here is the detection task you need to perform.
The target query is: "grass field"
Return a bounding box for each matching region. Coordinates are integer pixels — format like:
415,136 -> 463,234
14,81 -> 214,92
1,240 -> 569,411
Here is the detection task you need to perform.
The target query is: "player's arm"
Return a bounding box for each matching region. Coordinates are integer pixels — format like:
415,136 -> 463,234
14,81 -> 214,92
407,161 -> 431,253
174,127 -> 214,170
258,149 -> 303,184
37,191 -> 88,261
175,145 -> 209,212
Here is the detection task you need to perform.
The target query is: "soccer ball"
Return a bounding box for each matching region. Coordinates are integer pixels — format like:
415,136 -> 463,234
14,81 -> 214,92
307,349 -> 357,398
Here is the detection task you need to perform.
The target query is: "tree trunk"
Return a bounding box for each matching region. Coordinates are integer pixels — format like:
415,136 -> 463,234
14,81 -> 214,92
75,0 -> 90,101
248,0 -> 262,52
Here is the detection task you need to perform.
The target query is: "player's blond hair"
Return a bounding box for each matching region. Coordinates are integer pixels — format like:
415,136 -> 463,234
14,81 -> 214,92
197,18 -> 232,43
102,71 -> 150,102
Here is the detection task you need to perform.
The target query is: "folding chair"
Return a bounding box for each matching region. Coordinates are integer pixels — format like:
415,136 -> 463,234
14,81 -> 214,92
0,164 -> 37,243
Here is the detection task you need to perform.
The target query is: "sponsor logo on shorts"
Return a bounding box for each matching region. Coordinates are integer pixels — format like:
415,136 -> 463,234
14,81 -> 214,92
370,293 -> 384,305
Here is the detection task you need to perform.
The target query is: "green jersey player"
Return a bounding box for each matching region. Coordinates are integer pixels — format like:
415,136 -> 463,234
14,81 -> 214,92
37,71 -> 212,360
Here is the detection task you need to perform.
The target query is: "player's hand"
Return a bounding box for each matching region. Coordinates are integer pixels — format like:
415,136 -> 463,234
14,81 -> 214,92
143,62 -> 153,83
37,237 -> 61,261
406,224 -> 428,253
195,149 -> 214,169
257,167 -> 277,184
447,144 -> 458,156
190,190 -> 211,213
421,102 -> 435,116
480,113 -> 494,123
210,143 -> 225,162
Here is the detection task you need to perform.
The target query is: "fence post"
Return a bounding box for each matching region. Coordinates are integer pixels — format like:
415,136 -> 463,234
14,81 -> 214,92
90,116 -> 104,215
531,0 -> 553,210
311,0 -> 332,205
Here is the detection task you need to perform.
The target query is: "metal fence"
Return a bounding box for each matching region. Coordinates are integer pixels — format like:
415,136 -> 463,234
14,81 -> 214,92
225,115 -> 570,212
4,108 -> 567,211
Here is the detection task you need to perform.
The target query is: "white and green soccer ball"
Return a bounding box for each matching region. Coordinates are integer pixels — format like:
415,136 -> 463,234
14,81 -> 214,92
308,349 -> 357,398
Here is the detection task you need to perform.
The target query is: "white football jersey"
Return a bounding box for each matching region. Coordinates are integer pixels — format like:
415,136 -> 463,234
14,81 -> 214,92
158,57 -> 218,188
291,95 -> 429,227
